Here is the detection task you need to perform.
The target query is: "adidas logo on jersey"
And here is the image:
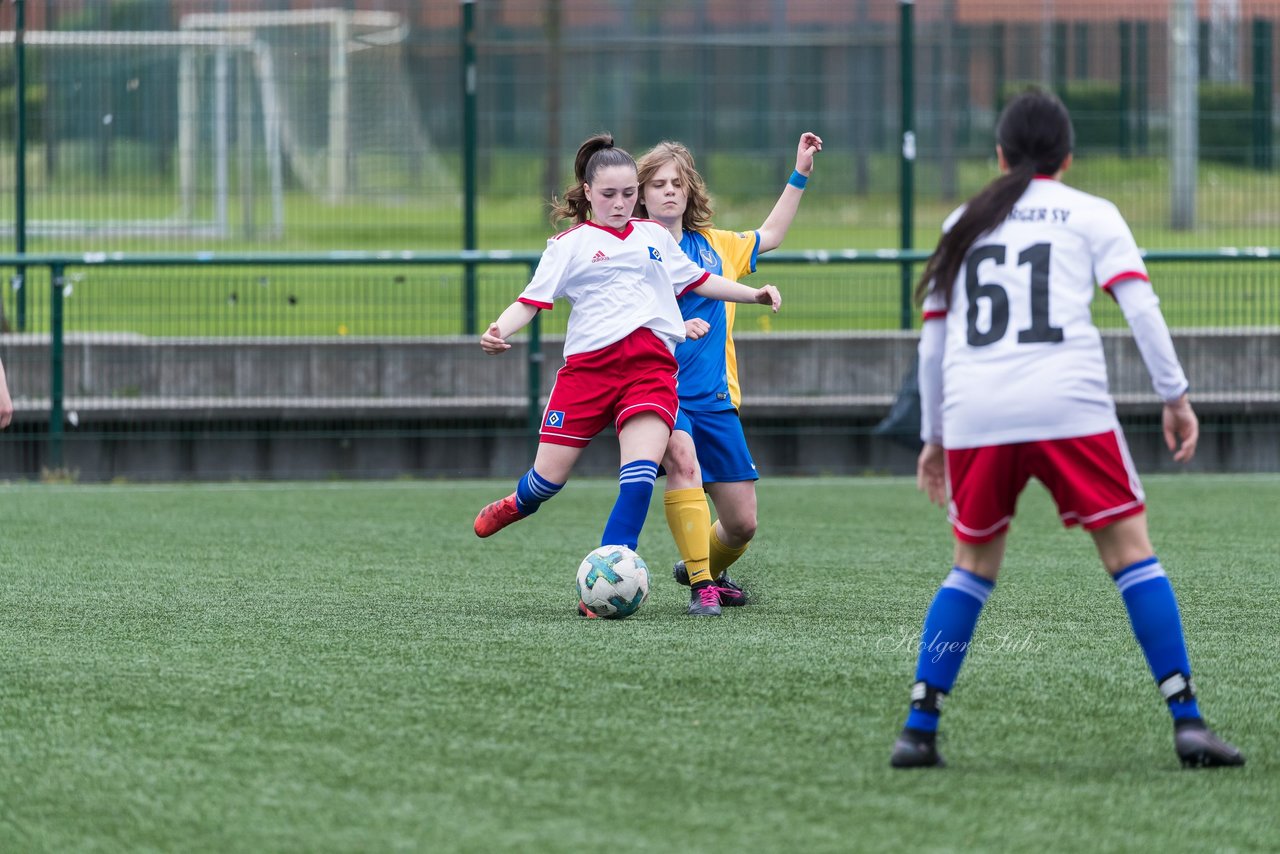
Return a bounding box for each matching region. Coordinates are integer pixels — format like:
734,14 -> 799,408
591,250 -> 609,263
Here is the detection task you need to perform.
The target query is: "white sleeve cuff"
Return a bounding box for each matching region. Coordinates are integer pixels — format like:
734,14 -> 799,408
917,320 -> 945,444
1111,279 -> 1189,402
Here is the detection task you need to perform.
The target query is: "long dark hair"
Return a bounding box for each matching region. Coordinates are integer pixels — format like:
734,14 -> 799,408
550,132 -> 637,225
914,88 -> 1074,306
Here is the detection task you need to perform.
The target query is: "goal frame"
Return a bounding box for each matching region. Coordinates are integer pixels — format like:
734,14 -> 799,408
181,8 -> 411,204
0,28 -> 284,240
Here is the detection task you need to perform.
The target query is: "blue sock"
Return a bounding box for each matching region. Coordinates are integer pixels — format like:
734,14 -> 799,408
905,567 -> 995,732
1114,557 -> 1201,721
600,460 -> 659,550
514,467 -> 563,516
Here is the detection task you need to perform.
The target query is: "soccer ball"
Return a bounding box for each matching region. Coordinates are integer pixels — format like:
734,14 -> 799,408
576,545 -> 651,619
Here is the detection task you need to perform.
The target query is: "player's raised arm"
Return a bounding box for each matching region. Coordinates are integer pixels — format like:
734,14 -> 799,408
758,131 -> 822,254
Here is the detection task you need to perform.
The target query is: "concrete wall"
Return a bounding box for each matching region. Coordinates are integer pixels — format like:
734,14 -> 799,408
1,330 -> 1276,480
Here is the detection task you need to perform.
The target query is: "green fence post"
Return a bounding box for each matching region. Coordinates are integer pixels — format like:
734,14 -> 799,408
14,0 -> 28,331
899,0 -> 915,330
992,22 -> 1005,109
527,260 -> 543,456
1254,18 -> 1274,171
1053,21 -> 1068,94
461,0 -> 478,334
1136,21 -> 1150,154
1074,22 -> 1089,80
49,264 -> 65,469
956,24 -> 972,147
1120,20 -> 1132,158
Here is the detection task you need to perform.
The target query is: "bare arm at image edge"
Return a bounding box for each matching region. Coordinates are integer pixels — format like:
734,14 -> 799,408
0,359 -> 12,429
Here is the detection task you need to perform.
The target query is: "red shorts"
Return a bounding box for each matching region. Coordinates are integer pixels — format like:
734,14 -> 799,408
539,328 -> 679,449
945,428 -> 1146,544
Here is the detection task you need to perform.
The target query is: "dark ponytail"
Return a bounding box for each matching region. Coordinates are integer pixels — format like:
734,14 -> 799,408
550,132 -> 637,225
915,88 -> 1074,306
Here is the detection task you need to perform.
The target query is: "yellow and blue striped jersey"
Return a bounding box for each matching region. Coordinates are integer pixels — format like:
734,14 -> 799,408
674,228 -> 760,411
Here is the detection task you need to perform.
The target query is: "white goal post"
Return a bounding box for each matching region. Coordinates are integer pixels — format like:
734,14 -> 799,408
181,8 -> 448,206
2,7 -> 441,241
0,28 -> 284,239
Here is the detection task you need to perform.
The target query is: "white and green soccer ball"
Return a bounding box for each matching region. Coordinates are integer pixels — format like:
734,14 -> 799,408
576,545 -> 651,619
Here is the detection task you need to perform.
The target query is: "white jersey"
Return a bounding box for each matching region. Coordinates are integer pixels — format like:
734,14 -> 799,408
922,178 -> 1150,448
518,219 -> 711,357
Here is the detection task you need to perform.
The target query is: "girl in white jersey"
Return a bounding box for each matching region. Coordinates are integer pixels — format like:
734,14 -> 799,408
473,133 -> 781,619
890,90 -> 1243,770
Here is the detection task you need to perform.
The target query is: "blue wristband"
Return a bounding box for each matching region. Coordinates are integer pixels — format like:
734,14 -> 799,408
788,169 -> 808,190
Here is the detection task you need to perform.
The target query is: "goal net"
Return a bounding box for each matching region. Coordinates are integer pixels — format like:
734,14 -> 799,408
181,9 -> 451,205
1,9 -> 448,243
0,28 -> 282,240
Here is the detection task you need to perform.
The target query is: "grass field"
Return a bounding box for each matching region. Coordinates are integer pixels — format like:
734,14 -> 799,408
1,475 -> 1275,851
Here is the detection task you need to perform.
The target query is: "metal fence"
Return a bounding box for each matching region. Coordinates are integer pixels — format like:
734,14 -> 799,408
0,250 -> 1277,480
2,1 -> 1280,255
1,3 -> 1279,478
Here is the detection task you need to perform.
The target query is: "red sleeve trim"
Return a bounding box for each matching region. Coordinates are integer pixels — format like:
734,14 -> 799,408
518,297 -> 553,310
1099,270 -> 1150,291
552,222 -> 587,240
922,310 -> 947,321
675,270 -> 712,297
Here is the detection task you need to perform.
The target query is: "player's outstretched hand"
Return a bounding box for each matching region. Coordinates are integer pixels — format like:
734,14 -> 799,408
684,318 -> 711,340
1163,394 -> 1199,463
917,443 -> 947,509
480,323 -> 510,355
795,132 -> 823,175
755,285 -> 781,313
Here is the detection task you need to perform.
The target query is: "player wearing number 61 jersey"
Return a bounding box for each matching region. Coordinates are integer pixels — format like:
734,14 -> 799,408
922,177 -> 1174,449
889,88 -> 1244,772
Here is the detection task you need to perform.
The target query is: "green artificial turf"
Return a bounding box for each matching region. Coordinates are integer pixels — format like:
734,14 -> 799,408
0,475 -> 1275,851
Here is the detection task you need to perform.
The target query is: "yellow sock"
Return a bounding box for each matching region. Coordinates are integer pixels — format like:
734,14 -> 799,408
664,487 -> 713,586
709,526 -> 749,578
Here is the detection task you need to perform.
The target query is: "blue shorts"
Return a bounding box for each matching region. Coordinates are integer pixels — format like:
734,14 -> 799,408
672,408 -> 758,484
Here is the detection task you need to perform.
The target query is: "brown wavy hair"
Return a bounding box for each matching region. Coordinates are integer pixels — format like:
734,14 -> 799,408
635,141 -> 715,232
549,132 -> 637,225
